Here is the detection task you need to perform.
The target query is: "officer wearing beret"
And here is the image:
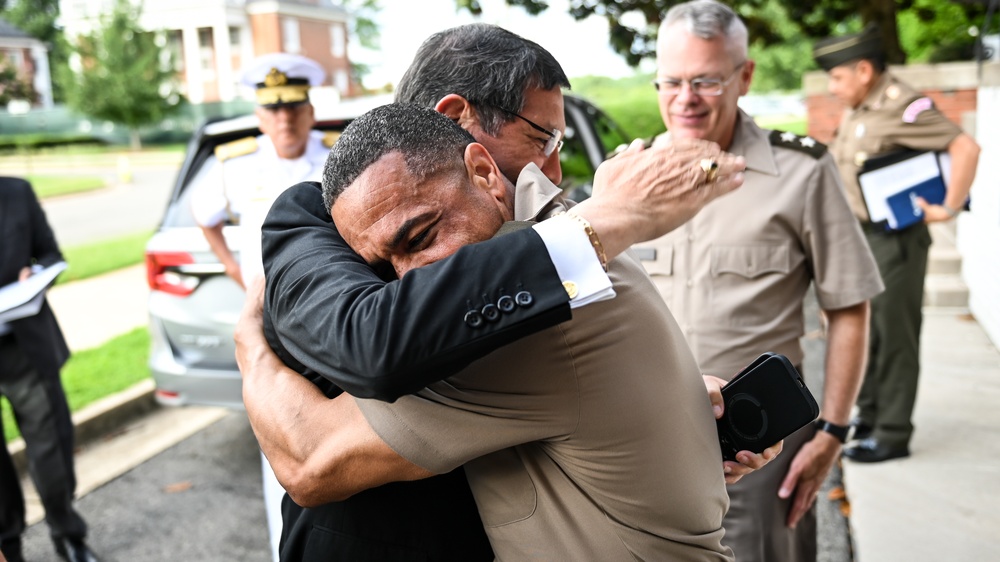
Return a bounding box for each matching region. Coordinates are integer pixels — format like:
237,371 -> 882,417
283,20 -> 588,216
188,52 -> 334,561
814,26 -> 981,463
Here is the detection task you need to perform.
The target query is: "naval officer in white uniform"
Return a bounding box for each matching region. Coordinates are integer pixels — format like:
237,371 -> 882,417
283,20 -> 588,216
190,53 -> 334,561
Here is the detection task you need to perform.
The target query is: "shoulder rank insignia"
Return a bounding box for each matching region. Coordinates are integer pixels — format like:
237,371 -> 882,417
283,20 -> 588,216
769,130 -> 827,159
214,136 -> 258,162
322,131 -> 341,148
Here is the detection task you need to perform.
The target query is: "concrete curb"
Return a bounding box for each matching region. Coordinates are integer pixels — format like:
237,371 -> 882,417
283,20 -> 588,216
8,378 -> 159,474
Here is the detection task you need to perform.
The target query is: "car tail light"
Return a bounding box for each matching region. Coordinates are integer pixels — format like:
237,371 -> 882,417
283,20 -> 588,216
146,251 -> 200,296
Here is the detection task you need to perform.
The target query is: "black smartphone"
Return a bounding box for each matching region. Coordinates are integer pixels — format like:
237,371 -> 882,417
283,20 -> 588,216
717,352 -> 820,462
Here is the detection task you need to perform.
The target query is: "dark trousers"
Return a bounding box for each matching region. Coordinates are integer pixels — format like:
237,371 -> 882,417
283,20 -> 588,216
0,334 -> 87,544
858,224 -> 932,448
280,467 -> 493,562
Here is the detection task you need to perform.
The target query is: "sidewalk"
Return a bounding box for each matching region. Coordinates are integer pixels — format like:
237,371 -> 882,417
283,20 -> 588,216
842,307 -> 1000,561
10,260 -> 1000,560
47,263 -> 149,351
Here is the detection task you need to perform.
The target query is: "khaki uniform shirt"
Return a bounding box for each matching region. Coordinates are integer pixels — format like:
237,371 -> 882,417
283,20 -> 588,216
190,130 -> 328,284
357,167 -> 734,561
830,72 -> 962,221
634,111 -> 883,379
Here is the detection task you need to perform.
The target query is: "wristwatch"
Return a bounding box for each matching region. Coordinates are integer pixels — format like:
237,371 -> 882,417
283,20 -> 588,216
814,419 -> 850,443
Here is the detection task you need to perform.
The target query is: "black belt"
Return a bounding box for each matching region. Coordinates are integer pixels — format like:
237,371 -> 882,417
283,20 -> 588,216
859,220 -> 891,235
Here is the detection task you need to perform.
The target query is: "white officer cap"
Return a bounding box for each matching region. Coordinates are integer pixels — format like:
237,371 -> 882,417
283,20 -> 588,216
240,53 -> 326,108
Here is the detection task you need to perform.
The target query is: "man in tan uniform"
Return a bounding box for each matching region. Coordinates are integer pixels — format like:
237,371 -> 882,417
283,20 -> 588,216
237,103 -> 758,560
634,2 -> 884,560
813,26 -> 981,463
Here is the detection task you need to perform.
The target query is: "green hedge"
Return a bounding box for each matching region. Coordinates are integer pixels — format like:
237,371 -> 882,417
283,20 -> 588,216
0,134 -> 108,153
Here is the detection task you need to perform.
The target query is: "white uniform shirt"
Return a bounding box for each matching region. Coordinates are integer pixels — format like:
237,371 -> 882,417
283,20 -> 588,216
191,130 -> 329,285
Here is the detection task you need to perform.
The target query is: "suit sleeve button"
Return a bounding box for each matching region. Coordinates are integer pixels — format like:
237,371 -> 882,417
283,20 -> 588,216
464,310 -> 484,328
515,291 -> 533,307
482,303 -> 500,322
497,295 -> 516,313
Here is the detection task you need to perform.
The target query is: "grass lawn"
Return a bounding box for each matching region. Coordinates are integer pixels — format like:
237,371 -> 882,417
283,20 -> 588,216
754,116 -> 808,136
28,174 -> 106,199
57,230 -> 153,285
3,327 -> 151,443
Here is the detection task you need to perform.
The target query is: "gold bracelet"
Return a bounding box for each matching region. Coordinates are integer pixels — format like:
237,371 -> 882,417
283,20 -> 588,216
560,212 -> 608,272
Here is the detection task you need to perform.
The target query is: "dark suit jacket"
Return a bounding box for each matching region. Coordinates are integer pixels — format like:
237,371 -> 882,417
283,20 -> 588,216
0,177 -> 69,380
261,182 -> 572,560
262,181 -> 571,400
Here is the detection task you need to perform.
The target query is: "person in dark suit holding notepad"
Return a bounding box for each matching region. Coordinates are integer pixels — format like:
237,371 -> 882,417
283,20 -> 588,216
814,26 -> 981,463
0,178 -> 99,562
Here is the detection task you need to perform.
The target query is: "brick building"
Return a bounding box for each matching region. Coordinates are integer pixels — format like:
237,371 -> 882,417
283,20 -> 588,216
0,17 -> 54,109
59,0 -> 356,105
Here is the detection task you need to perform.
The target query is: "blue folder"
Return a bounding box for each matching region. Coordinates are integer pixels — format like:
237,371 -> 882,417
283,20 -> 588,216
857,150 -> 952,231
884,175 -> 947,230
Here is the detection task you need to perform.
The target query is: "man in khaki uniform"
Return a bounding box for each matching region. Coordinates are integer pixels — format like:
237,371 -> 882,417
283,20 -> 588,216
813,26 -> 981,463
634,2 -> 884,560
239,103 -> 744,560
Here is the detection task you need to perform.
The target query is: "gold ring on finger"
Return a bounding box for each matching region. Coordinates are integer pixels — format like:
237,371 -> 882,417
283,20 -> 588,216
700,158 -> 719,183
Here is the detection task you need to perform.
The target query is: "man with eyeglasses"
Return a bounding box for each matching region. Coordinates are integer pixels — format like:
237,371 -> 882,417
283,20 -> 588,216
632,2 -> 883,561
237,23 -> 756,561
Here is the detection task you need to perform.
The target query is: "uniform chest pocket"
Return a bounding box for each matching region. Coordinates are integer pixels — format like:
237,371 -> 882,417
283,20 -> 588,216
710,244 -> 790,279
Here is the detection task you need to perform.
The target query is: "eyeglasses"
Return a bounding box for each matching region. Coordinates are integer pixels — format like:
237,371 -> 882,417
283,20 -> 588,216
496,107 -> 565,157
653,62 -> 746,97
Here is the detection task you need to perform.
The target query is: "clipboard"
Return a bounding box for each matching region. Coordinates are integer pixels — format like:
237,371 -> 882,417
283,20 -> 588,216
857,150 -> 951,231
0,261 -> 68,323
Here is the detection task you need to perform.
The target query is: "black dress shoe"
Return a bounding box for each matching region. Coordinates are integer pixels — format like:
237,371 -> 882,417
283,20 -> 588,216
53,538 -> 100,562
1,537 -> 25,562
843,437 -> 910,463
850,418 -> 873,441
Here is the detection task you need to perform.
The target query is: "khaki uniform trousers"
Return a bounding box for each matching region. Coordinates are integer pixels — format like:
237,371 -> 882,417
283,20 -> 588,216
724,425 -> 817,561
857,223 -> 932,448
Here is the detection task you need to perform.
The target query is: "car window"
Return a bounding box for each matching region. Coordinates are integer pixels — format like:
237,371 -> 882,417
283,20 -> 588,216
560,98 -> 631,202
162,155 -> 222,228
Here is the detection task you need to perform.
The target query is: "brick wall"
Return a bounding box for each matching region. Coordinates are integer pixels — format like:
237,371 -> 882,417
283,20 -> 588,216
297,19 -> 349,89
804,62 -> 981,143
250,13 -> 281,55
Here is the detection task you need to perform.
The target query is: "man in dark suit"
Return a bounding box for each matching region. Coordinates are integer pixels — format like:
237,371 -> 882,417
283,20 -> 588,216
241,25 -> 748,561
0,178 -> 98,562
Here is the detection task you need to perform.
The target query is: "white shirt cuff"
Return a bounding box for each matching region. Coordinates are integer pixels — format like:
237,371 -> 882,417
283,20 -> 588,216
533,214 -> 615,308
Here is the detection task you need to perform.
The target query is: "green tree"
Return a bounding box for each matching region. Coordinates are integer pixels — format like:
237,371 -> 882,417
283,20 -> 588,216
60,0 -> 183,150
458,0 -> 990,67
0,53 -> 36,104
0,0 -> 70,101
343,0 -> 381,90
